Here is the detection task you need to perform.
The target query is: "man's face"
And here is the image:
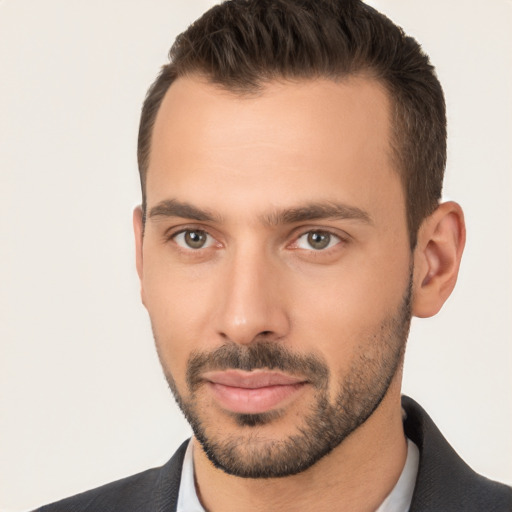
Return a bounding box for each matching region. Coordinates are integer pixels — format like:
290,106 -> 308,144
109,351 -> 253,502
136,76 -> 413,477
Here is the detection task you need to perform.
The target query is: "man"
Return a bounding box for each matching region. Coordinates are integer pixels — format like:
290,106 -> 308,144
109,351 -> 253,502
37,0 -> 512,511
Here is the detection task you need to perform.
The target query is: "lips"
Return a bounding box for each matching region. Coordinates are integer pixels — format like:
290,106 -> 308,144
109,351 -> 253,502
202,370 -> 307,414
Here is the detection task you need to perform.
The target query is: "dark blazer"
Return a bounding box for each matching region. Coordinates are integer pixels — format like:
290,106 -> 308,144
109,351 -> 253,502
36,396 -> 512,511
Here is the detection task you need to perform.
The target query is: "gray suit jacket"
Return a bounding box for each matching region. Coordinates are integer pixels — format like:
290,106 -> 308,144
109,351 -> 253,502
36,396 -> 512,511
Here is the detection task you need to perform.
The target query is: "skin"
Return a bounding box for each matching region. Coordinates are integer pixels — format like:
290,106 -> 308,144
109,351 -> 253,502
134,76 -> 465,511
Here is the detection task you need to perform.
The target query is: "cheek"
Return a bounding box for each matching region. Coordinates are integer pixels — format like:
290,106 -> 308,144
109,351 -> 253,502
141,254 -> 217,386
287,250 -> 410,358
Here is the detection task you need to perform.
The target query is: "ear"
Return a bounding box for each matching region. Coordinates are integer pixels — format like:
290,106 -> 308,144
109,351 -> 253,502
412,201 -> 466,318
133,206 -> 145,303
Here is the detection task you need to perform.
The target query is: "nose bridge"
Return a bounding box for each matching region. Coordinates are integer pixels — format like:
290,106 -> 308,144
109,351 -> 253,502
215,241 -> 289,345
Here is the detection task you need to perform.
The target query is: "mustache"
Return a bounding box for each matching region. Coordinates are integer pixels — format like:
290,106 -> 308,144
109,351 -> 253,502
186,341 -> 329,392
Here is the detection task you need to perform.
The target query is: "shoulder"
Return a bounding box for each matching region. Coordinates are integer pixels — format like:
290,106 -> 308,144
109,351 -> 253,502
402,396 -> 512,512
33,440 -> 188,512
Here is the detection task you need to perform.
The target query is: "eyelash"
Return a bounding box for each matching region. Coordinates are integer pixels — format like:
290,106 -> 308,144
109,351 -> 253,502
166,227 -> 220,251
291,230 -> 344,251
165,226 -> 348,254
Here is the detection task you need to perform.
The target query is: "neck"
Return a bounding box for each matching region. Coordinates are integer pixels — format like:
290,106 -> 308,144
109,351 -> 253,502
193,377 -> 407,512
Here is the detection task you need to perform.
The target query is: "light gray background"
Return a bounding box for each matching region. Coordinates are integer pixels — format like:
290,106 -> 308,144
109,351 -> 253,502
1,1 -> 511,510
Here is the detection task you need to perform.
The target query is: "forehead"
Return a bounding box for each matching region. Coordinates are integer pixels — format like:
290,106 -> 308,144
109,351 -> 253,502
147,75 -> 402,221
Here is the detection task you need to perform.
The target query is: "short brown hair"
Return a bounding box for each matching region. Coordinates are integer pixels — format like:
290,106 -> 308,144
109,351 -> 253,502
137,0 -> 446,248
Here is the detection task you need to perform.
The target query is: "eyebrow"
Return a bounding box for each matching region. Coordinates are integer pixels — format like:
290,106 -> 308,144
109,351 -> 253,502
148,199 -> 221,222
262,202 -> 373,226
148,199 -> 372,226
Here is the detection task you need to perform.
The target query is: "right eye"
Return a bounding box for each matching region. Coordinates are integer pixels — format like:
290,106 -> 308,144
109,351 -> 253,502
172,229 -> 216,250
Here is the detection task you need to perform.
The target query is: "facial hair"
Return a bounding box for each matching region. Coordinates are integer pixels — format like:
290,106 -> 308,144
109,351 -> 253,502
157,276 -> 412,479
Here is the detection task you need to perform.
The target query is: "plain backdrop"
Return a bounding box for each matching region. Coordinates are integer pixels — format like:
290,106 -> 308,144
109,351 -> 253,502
1,1 -> 511,510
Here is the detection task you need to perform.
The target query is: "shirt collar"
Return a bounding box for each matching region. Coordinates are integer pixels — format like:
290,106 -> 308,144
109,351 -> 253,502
177,437 -> 419,512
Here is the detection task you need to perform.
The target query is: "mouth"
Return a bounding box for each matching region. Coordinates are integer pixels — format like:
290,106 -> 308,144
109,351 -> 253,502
202,369 -> 308,414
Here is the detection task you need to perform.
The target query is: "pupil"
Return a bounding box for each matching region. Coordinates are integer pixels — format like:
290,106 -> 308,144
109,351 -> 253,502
185,230 -> 206,248
308,231 -> 330,250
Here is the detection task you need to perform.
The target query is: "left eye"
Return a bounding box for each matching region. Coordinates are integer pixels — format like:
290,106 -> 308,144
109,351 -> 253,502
295,231 -> 341,250
172,229 -> 215,249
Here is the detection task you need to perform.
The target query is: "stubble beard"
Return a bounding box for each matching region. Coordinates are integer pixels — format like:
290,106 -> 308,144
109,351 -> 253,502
155,278 -> 412,479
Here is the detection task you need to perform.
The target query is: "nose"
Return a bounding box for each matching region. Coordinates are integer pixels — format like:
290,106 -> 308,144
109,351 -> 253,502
214,247 -> 290,345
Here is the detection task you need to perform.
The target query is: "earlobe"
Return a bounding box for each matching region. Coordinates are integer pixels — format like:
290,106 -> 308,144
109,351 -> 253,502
412,201 -> 466,318
133,206 -> 145,303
